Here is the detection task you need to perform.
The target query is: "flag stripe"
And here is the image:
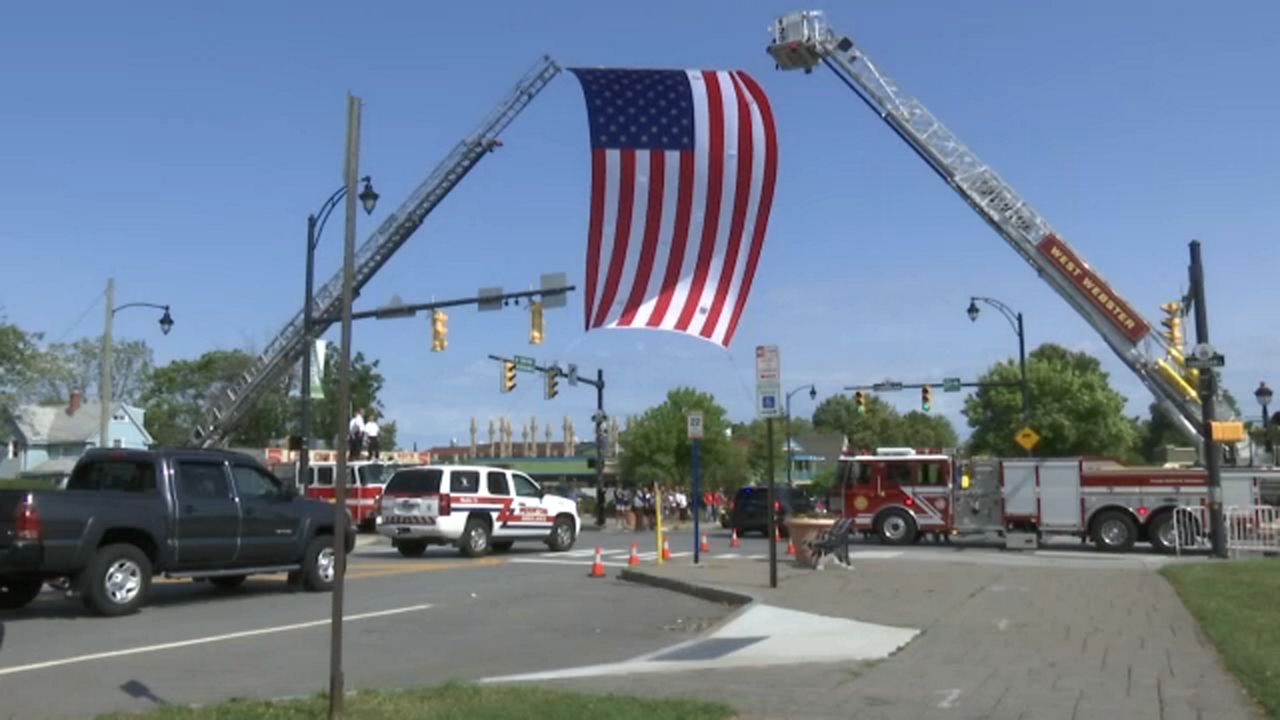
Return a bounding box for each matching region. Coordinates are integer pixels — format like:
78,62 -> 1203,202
699,72 -> 754,339
593,148 -> 637,328
674,70 -> 725,332
722,71 -> 778,347
618,152 -> 666,326
709,72 -> 768,344
584,148 -> 607,330
645,151 -> 695,328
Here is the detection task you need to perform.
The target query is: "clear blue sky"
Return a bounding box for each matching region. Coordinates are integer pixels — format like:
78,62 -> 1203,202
3,1 -> 1278,450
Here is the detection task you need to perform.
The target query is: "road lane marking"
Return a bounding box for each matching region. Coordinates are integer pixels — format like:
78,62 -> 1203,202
149,558 -> 506,586
510,558 -> 629,568
0,604 -> 431,678
936,689 -> 963,708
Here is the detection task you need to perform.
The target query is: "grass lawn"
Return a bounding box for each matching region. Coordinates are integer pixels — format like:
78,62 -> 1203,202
1162,558 -> 1280,718
94,682 -> 736,720
0,478 -> 61,491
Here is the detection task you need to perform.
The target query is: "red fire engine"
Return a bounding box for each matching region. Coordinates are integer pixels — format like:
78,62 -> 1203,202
260,448 -> 431,530
839,447 -> 1280,553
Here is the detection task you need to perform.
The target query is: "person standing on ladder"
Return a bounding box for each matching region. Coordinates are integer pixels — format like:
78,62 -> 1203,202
364,414 -> 380,459
348,407 -> 365,459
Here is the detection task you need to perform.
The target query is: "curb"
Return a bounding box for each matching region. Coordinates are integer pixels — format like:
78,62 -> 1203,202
618,568 -> 755,607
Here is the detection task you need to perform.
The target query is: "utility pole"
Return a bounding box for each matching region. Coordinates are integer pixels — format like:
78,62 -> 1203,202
1189,240 -> 1226,559
766,418 -> 777,588
329,92 -> 362,720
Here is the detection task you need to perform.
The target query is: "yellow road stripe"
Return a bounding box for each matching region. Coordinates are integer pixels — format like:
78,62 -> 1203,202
151,557 -> 507,585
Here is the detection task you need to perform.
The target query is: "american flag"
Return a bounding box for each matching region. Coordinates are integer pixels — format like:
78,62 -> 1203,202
569,68 -> 778,348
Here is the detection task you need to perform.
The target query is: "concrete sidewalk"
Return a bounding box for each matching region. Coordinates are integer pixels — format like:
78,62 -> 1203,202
530,554 -> 1262,720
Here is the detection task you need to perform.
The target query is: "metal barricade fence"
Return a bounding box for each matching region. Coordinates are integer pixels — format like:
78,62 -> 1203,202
1172,504 -> 1280,557
1224,505 -> 1280,557
1172,506 -> 1210,556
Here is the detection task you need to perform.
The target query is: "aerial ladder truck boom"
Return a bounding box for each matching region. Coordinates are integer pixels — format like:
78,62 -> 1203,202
189,56 -> 562,447
767,11 -> 1236,449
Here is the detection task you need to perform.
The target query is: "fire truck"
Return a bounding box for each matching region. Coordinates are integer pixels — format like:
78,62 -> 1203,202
259,447 -> 432,531
840,448 -> 1280,553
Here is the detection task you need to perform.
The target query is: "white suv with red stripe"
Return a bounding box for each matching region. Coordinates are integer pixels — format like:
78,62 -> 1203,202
374,465 -> 580,558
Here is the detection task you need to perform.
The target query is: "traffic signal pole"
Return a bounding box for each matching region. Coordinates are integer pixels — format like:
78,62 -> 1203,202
1188,240 -> 1227,559
488,355 -> 608,528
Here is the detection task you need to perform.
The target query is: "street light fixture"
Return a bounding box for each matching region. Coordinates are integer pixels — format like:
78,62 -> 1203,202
299,175 -> 379,487
785,384 -> 817,488
1255,381 -> 1273,457
966,295 -> 1031,433
100,279 -> 175,448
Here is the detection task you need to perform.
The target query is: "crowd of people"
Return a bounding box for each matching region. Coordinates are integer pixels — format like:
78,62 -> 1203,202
603,486 -> 728,530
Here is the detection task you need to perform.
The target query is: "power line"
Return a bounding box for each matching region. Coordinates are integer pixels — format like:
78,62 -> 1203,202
51,288 -> 106,344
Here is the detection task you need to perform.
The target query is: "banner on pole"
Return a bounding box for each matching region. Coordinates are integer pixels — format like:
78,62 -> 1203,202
309,339 -> 327,399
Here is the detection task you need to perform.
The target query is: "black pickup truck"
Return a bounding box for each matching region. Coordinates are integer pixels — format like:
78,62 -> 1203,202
0,447 -> 355,616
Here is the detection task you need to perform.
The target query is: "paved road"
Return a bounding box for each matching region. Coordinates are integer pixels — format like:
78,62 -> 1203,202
0,535 -> 729,719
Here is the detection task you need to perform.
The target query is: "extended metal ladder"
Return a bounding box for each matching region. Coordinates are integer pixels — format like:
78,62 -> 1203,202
190,56 -> 563,447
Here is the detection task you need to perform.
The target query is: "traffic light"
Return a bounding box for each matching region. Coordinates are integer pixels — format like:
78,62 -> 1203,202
431,309 -> 448,352
854,391 -> 866,414
921,385 -> 932,412
1160,301 -> 1183,352
545,368 -> 558,400
500,360 -> 517,393
529,301 -> 544,345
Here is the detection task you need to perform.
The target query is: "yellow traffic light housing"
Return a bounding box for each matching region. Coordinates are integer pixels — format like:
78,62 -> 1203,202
545,368 -> 558,400
431,309 -> 448,352
854,391 -> 866,414
529,301 -> 544,345
501,360 -> 517,393
1160,301 -> 1183,352
921,385 -> 932,411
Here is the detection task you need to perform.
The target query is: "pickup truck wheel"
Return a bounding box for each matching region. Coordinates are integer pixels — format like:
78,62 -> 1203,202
547,516 -> 576,552
302,536 -> 337,592
459,518 -> 491,558
395,540 -> 427,558
83,544 -> 152,617
209,575 -> 247,590
0,575 -> 44,610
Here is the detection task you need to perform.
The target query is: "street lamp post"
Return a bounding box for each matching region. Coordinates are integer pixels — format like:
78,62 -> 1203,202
100,278 -> 174,449
298,176 -> 378,487
1256,382 -> 1274,458
785,384 -> 817,488
967,296 -> 1031,428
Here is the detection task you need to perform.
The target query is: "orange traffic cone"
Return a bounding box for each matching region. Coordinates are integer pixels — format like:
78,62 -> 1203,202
661,536 -> 672,560
774,526 -> 781,543
700,532 -> 710,553
786,534 -> 796,556
730,528 -> 741,548
588,546 -> 606,577
627,542 -> 640,566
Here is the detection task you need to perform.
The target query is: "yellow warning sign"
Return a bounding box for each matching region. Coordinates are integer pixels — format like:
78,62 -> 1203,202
1014,426 -> 1040,451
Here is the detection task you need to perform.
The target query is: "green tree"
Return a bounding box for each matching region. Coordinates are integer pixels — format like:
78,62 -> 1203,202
964,343 -> 1137,457
812,393 -> 899,449
141,350 -> 290,447
35,336 -> 154,405
311,346 -> 389,449
894,411 -> 960,448
0,317 -> 46,406
620,387 -> 742,489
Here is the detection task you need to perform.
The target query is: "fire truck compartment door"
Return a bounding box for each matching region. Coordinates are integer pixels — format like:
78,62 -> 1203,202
1002,462 -> 1037,516
1037,461 -> 1082,529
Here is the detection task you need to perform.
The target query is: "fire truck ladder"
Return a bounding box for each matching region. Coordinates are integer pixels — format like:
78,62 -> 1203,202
767,11 -> 1237,449
189,56 -> 562,448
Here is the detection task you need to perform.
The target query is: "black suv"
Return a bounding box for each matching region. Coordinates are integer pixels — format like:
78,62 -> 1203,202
728,486 -> 815,537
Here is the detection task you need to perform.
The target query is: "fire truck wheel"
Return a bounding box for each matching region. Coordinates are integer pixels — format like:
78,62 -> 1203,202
875,509 -> 918,546
1090,510 -> 1137,553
